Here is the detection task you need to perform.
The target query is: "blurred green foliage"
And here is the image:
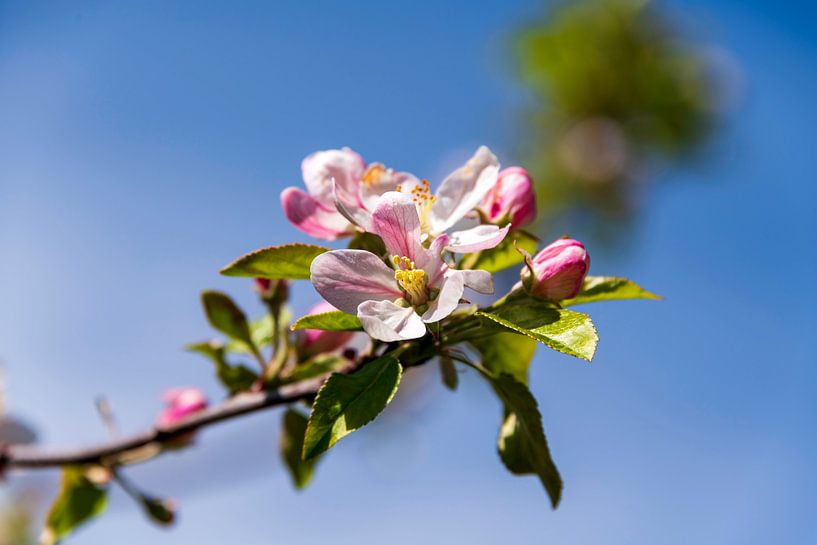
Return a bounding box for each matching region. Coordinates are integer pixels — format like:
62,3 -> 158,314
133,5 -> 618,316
0,493 -> 34,545
516,0 -> 728,241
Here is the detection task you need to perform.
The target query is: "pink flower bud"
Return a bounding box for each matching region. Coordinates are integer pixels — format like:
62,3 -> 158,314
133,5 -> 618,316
298,301 -> 355,358
254,278 -> 272,296
156,387 -> 208,428
522,238 -> 590,301
482,166 -> 537,228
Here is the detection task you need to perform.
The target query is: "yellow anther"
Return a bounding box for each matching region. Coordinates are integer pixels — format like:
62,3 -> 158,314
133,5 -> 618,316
362,164 -> 386,186
392,255 -> 428,304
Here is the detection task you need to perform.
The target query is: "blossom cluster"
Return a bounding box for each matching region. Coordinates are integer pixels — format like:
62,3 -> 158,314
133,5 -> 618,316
157,145 -> 593,428
281,146 -> 590,342
33,145 -> 658,543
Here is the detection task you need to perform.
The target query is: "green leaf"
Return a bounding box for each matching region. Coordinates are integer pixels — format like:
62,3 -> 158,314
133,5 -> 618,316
490,374 -> 562,508
471,332 -> 537,385
291,311 -> 363,332
439,356 -> 458,391
42,467 -> 108,545
186,341 -> 258,394
477,296 -> 598,361
280,409 -> 320,489
302,356 -> 402,460
348,231 -> 387,256
201,291 -> 255,350
283,355 -> 350,384
224,307 -> 294,355
461,230 -> 538,273
562,276 -> 661,306
220,243 -> 329,280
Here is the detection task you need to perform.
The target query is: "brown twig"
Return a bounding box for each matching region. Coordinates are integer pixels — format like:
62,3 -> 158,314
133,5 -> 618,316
2,335 -> 442,472
3,376 -> 325,470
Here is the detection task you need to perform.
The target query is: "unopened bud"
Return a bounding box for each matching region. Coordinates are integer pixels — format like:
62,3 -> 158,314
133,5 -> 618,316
521,238 -> 590,301
298,301 -> 354,358
482,166 -> 536,228
255,278 -> 289,303
156,387 -> 208,428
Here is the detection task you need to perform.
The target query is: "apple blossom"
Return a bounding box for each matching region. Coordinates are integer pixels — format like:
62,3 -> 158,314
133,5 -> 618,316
310,192 -> 496,342
337,146 -> 512,254
281,148 -> 418,240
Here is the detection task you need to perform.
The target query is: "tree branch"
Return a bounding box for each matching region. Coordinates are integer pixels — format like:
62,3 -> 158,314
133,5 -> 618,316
1,336 -> 441,471
2,376 -> 325,470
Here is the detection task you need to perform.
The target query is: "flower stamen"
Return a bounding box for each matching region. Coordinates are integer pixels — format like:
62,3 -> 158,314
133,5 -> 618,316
392,255 -> 428,305
361,164 -> 387,186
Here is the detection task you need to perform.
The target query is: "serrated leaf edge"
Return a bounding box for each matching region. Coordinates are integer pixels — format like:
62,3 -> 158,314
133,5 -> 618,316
219,243 -> 330,278
302,358 -> 402,460
476,310 -> 598,362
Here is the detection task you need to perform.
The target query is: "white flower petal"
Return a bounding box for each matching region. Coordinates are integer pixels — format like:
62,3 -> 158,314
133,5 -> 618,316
301,148 -> 365,207
310,250 -> 402,314
460,269 -> 494,294
445,224 -> 510,253
360,165 -> 421,210
422,271 -> 466,323
428,146 -> 500,235
358,300 -> 426,342
333,180 -> 371,227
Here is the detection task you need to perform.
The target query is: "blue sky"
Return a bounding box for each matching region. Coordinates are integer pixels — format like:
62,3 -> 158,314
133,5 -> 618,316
1,1 -> 815,543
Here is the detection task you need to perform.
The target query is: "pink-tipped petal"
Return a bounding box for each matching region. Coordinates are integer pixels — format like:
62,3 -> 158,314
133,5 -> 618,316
429,146 -> 500,235
310,250 -> 402,314
281,187 -> 354,240
445,224 -> 510,253
333,180 -> 371,227
368,191 -> 424,261
301,148 -> 365,207
422,271 -> 465,323
357,299 -> 426,342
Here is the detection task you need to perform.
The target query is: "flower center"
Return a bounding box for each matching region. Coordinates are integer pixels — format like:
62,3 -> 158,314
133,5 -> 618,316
392,255 -> 428,305
362,164 -> 386,186
396,179 -> 436,235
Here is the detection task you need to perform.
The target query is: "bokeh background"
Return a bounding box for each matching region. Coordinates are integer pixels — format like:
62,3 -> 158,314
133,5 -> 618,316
1,0 -> 816,543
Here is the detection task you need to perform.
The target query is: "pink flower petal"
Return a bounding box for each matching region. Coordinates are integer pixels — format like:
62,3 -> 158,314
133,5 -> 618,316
429,146 -> 500,235
368,191 -> 424,262
310,250 -> 402,314
421,271 -> 465,323
417,234 -> 449,287
301,148 -> 365,207
281,187 -> 354,240
333,180 -> 371,227
460,269 -> 494,294
445,224 -> 510,253
359,164 -> 421,210
358,299 -> 426,341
